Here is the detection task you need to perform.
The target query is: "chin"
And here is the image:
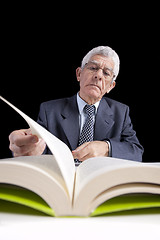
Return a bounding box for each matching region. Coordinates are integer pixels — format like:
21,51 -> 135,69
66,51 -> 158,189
87,91 -> 102,101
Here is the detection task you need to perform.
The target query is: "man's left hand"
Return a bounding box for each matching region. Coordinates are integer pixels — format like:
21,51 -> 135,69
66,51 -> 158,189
72,141 -> 109,162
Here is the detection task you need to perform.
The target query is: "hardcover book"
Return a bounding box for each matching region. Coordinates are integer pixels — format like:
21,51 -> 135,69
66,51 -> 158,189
0,96 -> 160,217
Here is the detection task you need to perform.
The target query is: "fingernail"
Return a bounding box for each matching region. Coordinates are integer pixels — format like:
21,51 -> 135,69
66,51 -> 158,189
31,136 -> 38,143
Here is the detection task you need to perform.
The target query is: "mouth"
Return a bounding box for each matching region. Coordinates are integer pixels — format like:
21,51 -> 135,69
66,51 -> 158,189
87,84 -> 101,91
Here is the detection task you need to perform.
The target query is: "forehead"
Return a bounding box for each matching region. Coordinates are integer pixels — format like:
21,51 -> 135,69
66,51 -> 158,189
89,54 -> 114,69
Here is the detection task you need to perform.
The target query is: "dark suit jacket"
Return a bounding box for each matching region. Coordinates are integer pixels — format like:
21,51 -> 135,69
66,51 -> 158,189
37,94 -> 144,162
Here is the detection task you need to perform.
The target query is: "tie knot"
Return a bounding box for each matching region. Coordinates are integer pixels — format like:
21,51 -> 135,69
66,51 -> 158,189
84,104 -> 95,117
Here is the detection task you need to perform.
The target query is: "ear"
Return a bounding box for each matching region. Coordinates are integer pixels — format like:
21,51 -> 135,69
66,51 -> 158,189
107,81 -> 116,93
76,67 -> 82,82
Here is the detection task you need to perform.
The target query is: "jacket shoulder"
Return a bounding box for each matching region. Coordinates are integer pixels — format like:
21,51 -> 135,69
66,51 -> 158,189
41,98 -> 67,108
103,97 -> 129,110
39,95 -> 76,112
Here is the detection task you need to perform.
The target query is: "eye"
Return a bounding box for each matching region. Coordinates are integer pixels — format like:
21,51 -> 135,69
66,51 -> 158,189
90,66 -> 96,70
88,65 -> 98,71
104,71 -> 110,76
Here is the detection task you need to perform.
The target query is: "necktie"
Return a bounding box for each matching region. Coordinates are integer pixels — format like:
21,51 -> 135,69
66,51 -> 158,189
75,104 -> 95,165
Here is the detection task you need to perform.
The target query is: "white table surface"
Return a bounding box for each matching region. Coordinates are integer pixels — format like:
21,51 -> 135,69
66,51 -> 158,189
0,211 -> 160,240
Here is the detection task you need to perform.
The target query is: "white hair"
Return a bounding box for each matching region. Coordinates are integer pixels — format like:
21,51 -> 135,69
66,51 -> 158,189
81,46 -> 120,81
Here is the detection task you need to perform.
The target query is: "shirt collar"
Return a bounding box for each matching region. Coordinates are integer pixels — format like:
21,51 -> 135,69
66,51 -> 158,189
77,92 -> 100,114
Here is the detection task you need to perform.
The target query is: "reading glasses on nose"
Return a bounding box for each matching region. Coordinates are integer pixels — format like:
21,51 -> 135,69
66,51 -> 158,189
85,61 -> 114,79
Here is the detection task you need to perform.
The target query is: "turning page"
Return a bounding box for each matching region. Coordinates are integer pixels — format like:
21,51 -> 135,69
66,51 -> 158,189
0,96 -> 75,200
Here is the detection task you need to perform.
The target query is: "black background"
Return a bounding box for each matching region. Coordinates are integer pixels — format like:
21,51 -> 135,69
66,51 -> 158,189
1,4 -> 159,162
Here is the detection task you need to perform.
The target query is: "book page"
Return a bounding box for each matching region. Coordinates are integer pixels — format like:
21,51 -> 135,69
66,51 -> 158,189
75,157 -> 141,198
0,156 -> 72,216
4,155 -> 67,189
0,96 -> 75,200
73,157 -> 160,216
89,183 -> 160,216
90,193 -> 160,217
0,184 -> 55,216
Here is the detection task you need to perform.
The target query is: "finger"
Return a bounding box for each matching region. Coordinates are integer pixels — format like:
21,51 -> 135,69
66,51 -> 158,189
72,142 -> 90,161
24,128 -> 33,135
72,142 -> 90,153
10,138 -> 46,157
78,152 -> 91,162
9,129 -> 39,145
10,142 -> 38,156
27,139 -> 46,156
13,134 -> 38,147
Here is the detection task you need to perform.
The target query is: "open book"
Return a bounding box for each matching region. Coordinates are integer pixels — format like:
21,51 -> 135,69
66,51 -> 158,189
0,95 -> 160,217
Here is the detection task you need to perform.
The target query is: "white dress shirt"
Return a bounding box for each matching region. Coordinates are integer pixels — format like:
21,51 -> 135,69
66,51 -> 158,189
77,93 -> 100,133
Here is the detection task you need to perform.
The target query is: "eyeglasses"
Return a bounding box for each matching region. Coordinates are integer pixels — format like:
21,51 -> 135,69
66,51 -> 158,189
85,61 -> 115,80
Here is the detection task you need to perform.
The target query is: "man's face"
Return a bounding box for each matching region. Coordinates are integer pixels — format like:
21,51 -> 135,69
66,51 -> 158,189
76,55 -> 116,104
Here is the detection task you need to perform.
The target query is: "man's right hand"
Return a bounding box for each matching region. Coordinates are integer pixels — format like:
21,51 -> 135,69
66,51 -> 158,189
9,128 -> 46,157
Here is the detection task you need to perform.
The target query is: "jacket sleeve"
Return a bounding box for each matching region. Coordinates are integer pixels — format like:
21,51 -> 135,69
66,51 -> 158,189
37,103 -> 51,154
37,103 -> 48,129
109,106 -> 144,162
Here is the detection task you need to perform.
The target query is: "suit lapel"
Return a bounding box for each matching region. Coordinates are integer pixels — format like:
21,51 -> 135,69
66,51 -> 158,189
60,95 -> 114,149
61,95 -> 80,150
94,98 -> 114,141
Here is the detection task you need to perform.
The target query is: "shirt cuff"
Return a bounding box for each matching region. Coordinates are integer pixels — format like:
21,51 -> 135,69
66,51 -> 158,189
105,140 -> 112,157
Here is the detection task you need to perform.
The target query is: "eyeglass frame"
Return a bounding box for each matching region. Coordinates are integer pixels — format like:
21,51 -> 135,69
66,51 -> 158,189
83,60 -> 115,81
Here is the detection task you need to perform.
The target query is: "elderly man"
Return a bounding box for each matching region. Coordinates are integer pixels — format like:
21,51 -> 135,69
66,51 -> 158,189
9,46 -> 144,164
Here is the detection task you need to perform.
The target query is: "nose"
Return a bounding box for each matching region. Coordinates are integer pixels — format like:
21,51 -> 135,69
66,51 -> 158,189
94,69 -> 103,81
